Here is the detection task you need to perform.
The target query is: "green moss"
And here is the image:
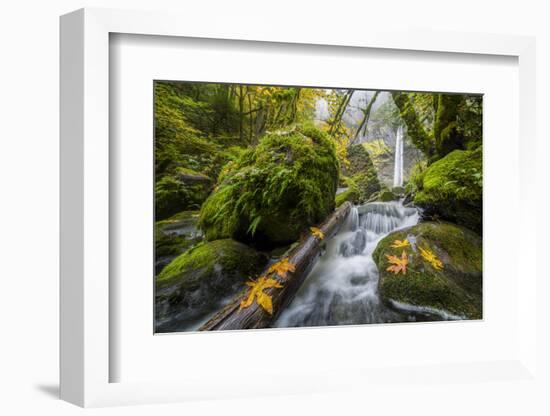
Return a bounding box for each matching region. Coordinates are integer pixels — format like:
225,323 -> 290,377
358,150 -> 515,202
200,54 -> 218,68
339,144 -> 381,202
353,169 -> 381,202
199,125 -> 339,247
433,94 -> 463,157
378,189 -> 397,202
155,211 -> 201,259
335,176 -> 360,207
157,239 -> 267,291
414,147 -> 482,233
373,222 -> 482,319
175,167 -> 211,180
155,239 -> 268,330
405,160 -> 428,194
343,144 -> 377,177
155,175 -> 212,220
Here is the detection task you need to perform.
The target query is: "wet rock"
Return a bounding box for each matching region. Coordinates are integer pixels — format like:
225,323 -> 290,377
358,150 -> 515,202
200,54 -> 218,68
373,221 -> 482,319
155,239 -> 268,332
339,230 -> 367,257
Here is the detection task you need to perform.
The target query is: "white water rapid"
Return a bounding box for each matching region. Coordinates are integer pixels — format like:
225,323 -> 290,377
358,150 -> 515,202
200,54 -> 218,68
275,201 -> 444,327
393,125 -> 404,187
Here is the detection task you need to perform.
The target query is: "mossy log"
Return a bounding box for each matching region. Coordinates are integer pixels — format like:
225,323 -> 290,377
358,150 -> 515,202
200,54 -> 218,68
200,202 -> 352,331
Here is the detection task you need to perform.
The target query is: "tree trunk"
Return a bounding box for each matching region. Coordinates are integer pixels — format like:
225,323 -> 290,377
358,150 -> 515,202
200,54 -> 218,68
329,89 -> 354,136
433,94 -> 464,157
238,86 -> 245,142
200,202 -> 353,331
350,91 -> 380,146
391,92 -> 432,157
247,89 -> 254,144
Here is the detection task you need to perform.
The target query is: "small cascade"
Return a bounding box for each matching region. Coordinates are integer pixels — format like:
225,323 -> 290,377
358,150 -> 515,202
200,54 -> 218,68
393,125 -> 404,187
358,202 -> 418,234
275,201 -> 428,328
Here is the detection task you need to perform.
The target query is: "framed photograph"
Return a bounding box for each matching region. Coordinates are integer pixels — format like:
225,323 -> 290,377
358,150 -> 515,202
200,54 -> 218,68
60,8 -> 539,408
152,81 -> 483,334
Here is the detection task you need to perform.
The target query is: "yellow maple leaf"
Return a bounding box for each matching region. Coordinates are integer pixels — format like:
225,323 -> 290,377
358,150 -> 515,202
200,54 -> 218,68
419,246 -> 444,271
390,239 -> 410,248
267,258 -> 296,279
385,250 -> 408,275
310,226 -> 325,240
239,276 -> 283,315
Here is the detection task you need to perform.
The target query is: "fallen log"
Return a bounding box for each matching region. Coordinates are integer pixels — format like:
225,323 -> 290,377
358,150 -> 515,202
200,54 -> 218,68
200,201 -> 352,331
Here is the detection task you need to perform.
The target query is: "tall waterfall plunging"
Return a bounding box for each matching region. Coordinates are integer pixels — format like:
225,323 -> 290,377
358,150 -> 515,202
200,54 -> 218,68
275,200 -> 442,328
393,125 -> 404,187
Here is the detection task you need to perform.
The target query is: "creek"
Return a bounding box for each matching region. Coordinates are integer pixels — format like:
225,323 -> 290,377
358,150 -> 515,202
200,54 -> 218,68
275,201 -> 445,327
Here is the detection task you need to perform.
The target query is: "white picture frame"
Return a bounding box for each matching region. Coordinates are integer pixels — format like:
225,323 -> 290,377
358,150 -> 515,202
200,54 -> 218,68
60,7 -> 539,408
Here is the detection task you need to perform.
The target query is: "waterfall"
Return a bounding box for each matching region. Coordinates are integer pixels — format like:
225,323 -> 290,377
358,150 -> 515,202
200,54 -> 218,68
393,125 -> 404,187
275,201 -> 427,328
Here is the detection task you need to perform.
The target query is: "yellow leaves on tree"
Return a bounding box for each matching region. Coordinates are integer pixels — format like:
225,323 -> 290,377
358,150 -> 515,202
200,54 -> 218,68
390,239 -> 410,248
419,246 -> 444,271
239,276 -> 283,315
385,251 -> 408,275
310,226 -> 325,240
267,257 -> 296,279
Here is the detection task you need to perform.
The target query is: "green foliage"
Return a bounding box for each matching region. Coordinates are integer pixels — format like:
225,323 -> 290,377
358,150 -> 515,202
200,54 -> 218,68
405,160 -> 428,194
391,92 -> 433,157
199,124 -> 339,247
373,222 -> 482,319
362,139 -> 391,160
155,82 -> 226,178
414,147 -> 483,233
391,92 -> 482,162
155,173 -> 211,220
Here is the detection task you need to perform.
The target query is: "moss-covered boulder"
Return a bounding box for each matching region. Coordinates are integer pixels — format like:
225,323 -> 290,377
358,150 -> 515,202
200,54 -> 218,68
335,176 -> 360,207
373,222 -> 482,319
414,147 -> 482,233
340,144 -> 381,203
353,170 -> 381,202
343,144 -> 375,177
392,186 -> 405,195
155,239 -> 268,331
199,124 -> 339,248
378,189 -> 398,202
155,169 -> 212,220
155,211 -> 203,275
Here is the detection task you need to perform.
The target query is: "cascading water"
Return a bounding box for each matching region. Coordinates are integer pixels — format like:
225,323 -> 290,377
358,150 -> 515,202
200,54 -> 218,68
393,125 -> 404,187
275,200 -> 443,328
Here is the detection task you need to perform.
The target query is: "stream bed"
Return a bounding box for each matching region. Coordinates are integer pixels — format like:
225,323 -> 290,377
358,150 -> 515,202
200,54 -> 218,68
275,201 -> 445,328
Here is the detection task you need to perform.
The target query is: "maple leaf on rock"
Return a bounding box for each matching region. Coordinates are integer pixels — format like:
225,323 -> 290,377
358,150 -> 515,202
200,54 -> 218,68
390,239 -> 410,248
419,246 -> 444,271
267,258 -> 296,279
310,226 -> 325,240
385,250 -> 408,275
239,276 -> 283,315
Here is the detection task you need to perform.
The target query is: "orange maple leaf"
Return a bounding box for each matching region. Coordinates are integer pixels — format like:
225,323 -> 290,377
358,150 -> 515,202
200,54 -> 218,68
385,250 -> 408,275
267,258 -> 296,279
